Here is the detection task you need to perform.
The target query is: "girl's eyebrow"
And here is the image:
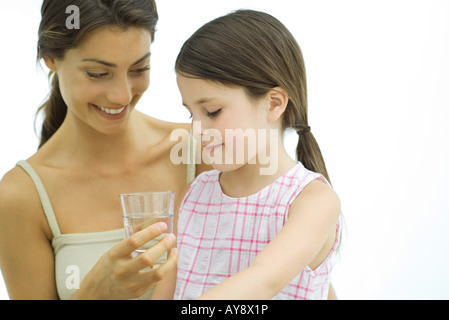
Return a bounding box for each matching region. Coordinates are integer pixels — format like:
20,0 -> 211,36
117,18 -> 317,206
81,52 -> 151,68
182,97 -> 217,107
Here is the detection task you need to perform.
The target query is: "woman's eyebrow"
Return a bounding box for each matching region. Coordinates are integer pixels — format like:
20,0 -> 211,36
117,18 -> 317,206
131,52 -> 151,66
82,58 -> 117,67
81,52 -> 151,68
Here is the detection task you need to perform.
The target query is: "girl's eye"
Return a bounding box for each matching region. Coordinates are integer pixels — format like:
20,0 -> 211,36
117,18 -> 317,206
207,109 -> 221,118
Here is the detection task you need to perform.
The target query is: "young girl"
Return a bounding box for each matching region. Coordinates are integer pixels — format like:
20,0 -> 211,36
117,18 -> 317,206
173,10 -> 341,300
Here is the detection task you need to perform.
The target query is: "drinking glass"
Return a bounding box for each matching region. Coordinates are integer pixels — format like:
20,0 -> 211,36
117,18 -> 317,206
120,191 -> 175,263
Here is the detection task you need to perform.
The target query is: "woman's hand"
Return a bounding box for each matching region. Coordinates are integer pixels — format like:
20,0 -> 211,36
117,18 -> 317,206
72,222 -> 177,300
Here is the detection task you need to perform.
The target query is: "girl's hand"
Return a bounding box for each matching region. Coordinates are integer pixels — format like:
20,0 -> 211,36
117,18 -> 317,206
72,222 -> 177,300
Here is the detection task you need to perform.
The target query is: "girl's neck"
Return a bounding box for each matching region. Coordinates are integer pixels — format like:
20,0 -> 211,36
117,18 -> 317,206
219,145 -> 296,198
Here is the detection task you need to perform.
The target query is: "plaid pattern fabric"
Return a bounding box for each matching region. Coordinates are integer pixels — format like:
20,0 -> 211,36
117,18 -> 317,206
175,163 -> 340,300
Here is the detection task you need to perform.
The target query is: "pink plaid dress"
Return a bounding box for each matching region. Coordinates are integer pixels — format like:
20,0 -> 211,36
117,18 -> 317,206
175,163 -> 340,300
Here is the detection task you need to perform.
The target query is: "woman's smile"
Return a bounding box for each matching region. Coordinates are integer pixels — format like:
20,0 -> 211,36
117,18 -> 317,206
90,103 -> 130,119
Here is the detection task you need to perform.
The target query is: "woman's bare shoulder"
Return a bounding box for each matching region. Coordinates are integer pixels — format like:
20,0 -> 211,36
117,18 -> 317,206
0,165 -> 32,203
140,112 -> 190,134
0,164 -> 48,228
138,113 -> 212,175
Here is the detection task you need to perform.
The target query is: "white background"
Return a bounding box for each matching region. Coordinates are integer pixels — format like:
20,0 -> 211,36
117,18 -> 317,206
1,0 -> 448,300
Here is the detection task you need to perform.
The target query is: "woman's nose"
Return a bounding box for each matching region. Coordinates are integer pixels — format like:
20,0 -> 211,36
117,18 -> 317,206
106,75 -> 132,106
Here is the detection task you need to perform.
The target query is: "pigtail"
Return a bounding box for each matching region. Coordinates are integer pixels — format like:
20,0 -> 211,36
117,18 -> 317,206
296,128 -> 331,185
35,72 -> 67,148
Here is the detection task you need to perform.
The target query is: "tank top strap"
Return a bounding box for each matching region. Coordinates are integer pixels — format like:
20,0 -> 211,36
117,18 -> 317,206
186,127 -> 197,184
16,160 -> 61,238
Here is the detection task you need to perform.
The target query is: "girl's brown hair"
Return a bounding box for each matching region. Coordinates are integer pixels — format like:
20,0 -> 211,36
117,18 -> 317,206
36,0 -> 158,148
175,10 -> 331,183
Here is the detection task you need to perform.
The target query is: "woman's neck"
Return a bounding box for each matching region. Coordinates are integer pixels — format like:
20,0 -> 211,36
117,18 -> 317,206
38,110 -> 146,172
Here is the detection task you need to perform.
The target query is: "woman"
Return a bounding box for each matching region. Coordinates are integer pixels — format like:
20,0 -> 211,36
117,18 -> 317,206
0,0 -> 205,300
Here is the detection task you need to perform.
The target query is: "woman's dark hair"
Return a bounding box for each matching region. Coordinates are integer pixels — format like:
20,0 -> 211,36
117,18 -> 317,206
36,0 -> 158,148
175,9 -> 330,183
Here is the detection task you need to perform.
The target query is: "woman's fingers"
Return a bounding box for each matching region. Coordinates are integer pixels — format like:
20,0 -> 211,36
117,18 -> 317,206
141,248 -> 179,283
129,233 -> 176,273
75,223 -> 176,300
110,222 -> 168,258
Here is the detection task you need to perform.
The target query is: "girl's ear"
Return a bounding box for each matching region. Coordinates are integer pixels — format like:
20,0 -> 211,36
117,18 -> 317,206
43,55 -> 58,72
266,87 -> 289,122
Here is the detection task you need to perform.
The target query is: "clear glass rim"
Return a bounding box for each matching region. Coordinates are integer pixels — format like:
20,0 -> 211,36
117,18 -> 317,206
119,191 -> 175,198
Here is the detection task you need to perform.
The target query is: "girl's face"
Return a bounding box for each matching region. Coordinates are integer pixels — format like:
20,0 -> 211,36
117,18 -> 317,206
44,26 -> 152,135
177,74 -> 278,173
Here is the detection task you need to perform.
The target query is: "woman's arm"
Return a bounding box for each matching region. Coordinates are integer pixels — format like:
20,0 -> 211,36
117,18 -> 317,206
0,168 -> 178,300
197,179 -> 341,300
0,168 -> 59,299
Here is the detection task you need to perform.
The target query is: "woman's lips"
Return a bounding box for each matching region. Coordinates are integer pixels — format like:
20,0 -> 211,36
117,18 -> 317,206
91,103 -> 130,118
96,105 -> 127,114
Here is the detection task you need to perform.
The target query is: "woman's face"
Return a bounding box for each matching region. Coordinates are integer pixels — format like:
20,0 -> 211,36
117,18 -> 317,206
44,26 -> 152,135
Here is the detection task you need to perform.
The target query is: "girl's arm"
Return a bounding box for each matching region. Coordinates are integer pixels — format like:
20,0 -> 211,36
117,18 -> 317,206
197,179 -> 341,300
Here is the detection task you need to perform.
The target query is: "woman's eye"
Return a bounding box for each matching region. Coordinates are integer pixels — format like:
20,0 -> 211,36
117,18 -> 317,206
87,71 -> 108,78
132,66 -> 150,74
207,109 -> 221,118
86,66 -> 149,79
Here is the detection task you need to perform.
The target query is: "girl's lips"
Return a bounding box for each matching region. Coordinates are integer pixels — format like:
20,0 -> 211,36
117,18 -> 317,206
203,143 -> 223,152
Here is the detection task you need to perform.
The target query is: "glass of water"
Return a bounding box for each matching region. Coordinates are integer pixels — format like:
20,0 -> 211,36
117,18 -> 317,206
120,191 -> 175,263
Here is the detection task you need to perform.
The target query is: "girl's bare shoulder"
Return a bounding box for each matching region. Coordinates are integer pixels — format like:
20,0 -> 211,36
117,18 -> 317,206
290,178 -> 341,221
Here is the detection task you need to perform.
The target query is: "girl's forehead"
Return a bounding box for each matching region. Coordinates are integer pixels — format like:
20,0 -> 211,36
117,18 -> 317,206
178,76 -> 248,102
